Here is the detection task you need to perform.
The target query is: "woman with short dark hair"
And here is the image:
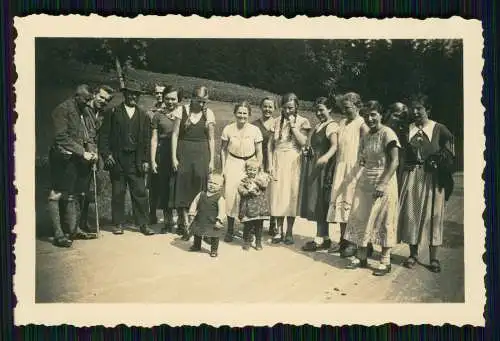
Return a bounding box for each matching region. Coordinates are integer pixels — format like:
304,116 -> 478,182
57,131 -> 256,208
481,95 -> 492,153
149,85 -> 183,233
343,100 -> 401,276
398,94 -> 455,273
300,96 -> 339,252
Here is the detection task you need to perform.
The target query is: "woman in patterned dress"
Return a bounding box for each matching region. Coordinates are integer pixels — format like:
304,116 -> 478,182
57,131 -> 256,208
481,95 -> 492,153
326,92 -> 370,257
171,86 -> 216,240
220,101 -> 263,242
300,96 -> 339,252
252,96 -> 278,235
268,93 -> 311,245
150,85 -> 183,233
344,101 -> 401,276
398,95 -> 455,273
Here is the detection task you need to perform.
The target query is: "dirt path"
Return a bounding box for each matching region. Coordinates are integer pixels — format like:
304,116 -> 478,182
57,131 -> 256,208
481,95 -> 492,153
36,174 -> 464,304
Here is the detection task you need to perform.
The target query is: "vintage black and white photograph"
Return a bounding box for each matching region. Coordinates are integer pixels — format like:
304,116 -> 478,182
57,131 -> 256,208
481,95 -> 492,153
14,15 -> 485,327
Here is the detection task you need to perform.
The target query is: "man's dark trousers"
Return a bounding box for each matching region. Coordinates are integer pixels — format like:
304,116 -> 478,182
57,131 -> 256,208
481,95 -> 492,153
110,150 -> 149,226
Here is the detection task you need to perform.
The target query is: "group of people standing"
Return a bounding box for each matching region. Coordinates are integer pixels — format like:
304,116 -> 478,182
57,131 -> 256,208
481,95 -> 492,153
47,80 -> 455,276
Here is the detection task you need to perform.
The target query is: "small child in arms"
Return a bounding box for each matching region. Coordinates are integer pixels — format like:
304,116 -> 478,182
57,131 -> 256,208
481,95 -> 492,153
188,174 -> 226,257
238,159 -> 271,251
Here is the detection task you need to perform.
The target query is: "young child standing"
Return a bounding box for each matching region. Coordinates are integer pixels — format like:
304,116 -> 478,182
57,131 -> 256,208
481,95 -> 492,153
238,159 -> 271,251
188,174 -> 226,257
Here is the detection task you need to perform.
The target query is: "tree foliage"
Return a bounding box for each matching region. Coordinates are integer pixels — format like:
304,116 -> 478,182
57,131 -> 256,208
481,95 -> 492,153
36,37 -> 464,168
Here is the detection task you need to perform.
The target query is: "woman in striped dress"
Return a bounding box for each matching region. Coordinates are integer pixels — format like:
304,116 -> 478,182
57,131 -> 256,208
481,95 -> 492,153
398,95 -> 455,273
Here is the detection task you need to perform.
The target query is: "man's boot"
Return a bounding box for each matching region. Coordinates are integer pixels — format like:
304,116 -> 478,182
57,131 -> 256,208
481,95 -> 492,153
79,194 -> 96,233
48,194 -> 72,248
67,195 -> 94,240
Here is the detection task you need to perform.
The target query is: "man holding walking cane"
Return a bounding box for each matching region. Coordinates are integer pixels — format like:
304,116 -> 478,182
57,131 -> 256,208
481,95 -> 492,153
47,85 -> 101,247
78,84 -> 115,235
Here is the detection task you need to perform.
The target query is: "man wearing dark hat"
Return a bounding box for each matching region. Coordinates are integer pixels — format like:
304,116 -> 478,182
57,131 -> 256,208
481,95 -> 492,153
99,80 -> 155,235
47,85 -> 99,247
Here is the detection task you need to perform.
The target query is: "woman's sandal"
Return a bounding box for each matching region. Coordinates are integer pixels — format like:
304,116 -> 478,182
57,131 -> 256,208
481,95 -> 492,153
429,259 -> 442,273
372,263 -> 392,276
272,234 -> 283,244
345,257 -> 368,270
210,251 -> 218,258
403,256 -> 418,269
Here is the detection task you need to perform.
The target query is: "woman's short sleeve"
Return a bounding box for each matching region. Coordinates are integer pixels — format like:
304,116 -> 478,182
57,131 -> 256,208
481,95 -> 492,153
252,125 -> 264,143
172,106 -> 183,120
299,116 -> 311,130
325,122 -> 339,139
205,108 -> 216,126
383,126 -> 401,149
151,113 -> 160,130
221,124 -> 231,141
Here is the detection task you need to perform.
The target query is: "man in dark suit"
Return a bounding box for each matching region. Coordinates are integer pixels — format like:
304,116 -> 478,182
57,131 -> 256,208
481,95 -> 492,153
99,80 -> 155,235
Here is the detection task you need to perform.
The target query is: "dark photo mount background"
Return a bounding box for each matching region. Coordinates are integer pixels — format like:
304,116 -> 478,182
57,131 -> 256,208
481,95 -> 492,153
2,1 -> 496,341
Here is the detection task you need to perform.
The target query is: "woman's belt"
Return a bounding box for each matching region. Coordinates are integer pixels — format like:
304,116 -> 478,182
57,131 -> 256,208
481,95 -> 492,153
229,152 -> 255,160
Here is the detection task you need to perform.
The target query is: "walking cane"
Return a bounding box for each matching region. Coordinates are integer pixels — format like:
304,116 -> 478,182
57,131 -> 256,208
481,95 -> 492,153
92,163 -> 101,238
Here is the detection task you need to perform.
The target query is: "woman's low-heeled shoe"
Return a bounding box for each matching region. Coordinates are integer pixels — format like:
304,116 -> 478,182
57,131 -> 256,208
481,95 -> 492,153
372,264 -> 392,276
345,258 -> 368,269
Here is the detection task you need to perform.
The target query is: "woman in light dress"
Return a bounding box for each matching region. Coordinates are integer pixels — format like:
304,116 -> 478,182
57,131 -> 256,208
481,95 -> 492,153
252,97 -> 278,235
398,95 -> 455,273
326,92 -> 370,257
343,101 -> 401,276
220,101 -> 263,242
268,93 -> 311,245
300,96 -> 339,252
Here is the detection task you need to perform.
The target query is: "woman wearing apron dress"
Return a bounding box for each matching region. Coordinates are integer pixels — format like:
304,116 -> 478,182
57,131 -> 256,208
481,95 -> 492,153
150,85 -> 183,233
300,97 -> 339,252
252,96 -> 277,235
171,86 -> 216,240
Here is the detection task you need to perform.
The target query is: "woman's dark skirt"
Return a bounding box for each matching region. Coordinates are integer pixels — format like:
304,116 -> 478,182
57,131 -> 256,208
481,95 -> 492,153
149,137 -> 174,210
170,139 -> 210,208
298,151 -> 335,222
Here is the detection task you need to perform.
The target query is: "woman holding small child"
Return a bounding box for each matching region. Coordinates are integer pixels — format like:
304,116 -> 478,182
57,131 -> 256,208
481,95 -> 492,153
220,101 -> 264,243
